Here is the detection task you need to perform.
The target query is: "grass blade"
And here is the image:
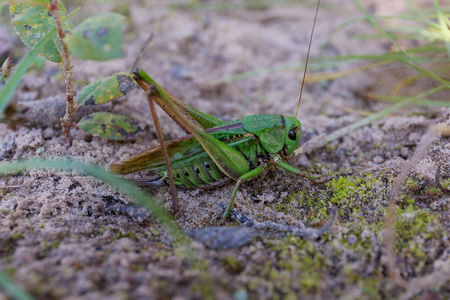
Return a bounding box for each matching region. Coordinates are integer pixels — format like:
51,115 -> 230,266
294,85 -> 446,157
0,158 -> 184,240
324,85 -> 446,143
0,158 -> 216,297
434,0 -> 450,59
0,27 -> 55,114
353,0 -> 450,88
0,271 -> 34,300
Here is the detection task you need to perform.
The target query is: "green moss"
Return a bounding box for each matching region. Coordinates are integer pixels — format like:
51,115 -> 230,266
153,279 -> 169,296
149,227 -> 160,237
53,241 -> 60,249
122,231 -> 139,240
272,190 -> 314,218
255,236 -> 328,296
133,265 -> 144,272
338,225 -> 377,253
361,278 -> 382,298
238,199 -> 444,298
342,268 -> 383,300
275,172 -> 386,224
422,185 -> 440,194
41,240 -> 60,251
404,177 -> 419,190
327,174 -> 383,218
41,240 -> 50,251
395,207 -> 443,248
398,196 -> 416,208
263,167 -> 445,296
11,232 -> 24,240
325,144 -> 336,152
392,205 -> 445,275
5,267 -> 17,276
222,255 -> 244,273
2,255 -> 14,264
401,174 -> 448,204
440,178 -> 450,188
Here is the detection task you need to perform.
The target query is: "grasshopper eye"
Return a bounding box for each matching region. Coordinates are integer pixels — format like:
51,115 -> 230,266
288,128 -> 297,140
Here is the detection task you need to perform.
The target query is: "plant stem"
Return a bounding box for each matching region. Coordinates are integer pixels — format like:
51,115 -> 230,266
50,0 -> 75,142
385,130 -> 436,286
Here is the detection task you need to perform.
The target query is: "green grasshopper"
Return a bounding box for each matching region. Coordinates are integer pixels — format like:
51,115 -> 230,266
111,2 -> 323,219
110,68 -> 321,219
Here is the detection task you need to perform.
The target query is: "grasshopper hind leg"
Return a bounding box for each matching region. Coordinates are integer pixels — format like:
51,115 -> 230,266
134,176 -> 168,187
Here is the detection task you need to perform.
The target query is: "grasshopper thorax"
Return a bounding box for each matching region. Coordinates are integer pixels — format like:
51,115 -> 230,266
282,116 -> 301,157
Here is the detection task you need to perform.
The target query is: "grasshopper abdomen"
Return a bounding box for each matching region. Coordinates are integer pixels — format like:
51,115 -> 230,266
130,121 -> 270,189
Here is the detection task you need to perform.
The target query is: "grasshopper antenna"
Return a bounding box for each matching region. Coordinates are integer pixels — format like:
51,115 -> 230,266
130,32 -> 154,73
295,0 -> 321,119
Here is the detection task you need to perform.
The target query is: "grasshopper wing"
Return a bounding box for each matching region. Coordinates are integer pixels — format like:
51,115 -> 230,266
110,122 -> 253,176
110,134 -> 202,174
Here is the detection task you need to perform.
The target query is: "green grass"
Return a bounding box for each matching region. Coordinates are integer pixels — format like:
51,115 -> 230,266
0,159 -> 214,299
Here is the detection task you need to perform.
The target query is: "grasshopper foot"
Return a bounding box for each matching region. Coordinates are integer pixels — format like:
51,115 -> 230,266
298,171 -> 330,185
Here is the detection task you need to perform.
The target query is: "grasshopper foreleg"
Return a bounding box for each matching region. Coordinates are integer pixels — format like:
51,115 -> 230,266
223,165 -> 266,219
223,156 -> 329,219
273,155 -> 329,184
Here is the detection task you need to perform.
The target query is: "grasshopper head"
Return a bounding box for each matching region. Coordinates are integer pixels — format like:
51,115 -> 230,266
283,116 -> 302,156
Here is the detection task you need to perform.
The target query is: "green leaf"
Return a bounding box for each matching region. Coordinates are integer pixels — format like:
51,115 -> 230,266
76,72 -> 137,106
9,1 -> 73,63
1,8 -> 79,116
64,12 -> 125,60
78,112 -> 141,140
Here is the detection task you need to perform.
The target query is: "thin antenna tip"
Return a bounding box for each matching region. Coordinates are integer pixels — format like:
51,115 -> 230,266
295,0 -> 321,119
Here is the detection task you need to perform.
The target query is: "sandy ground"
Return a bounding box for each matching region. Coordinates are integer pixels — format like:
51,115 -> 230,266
1,0 -> 449,299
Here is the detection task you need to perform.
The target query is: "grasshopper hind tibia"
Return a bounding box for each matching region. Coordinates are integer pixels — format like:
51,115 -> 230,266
133,176 -> 168,187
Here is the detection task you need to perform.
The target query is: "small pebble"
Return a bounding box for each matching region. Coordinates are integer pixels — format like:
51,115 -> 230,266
234,289 -> 248,300
373,156 -> 384,164
171,65 -> 193,80
348,235 -> 358,245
